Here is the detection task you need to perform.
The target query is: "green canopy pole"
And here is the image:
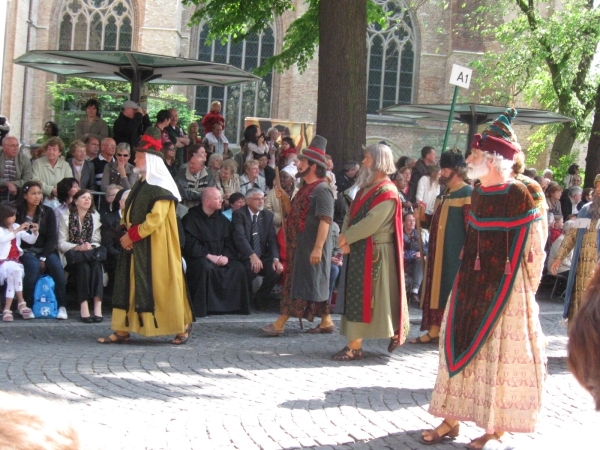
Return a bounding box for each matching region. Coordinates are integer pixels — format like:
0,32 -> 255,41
441,85 -> 459,153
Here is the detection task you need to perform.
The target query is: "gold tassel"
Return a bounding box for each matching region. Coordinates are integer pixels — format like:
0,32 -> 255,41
459,247 -> 464,260
474,254 -> 481,270
504,257 -> 512,275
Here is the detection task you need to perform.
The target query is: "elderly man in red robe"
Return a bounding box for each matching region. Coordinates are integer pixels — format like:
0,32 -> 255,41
420,109 -> 546,449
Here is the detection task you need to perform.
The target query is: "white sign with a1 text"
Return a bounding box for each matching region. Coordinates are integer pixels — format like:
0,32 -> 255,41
449,64 -> 472,89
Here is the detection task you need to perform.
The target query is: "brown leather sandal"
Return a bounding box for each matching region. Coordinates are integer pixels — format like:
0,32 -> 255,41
420,420 -> 460,445
331,346 -> 363,361
388,335 -> 399,353
172,323 -> 192,345
97,333 -> 130,344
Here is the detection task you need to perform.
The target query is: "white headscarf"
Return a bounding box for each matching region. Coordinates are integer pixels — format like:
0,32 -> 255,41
281,164 -> 297,178
145,153 -> 182,202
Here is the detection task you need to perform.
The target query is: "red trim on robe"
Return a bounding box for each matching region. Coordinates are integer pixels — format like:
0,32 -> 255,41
128,225 -> 142,243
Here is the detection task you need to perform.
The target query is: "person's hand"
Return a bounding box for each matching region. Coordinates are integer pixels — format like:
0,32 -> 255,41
117,161 -> 127,177
250,254 -> 263,274
414,252 -> 421,259
338,233 -> 347,248
120,233 -> 134,251
50,187 -> 57,198
5,181 -> 17,195
341,243 -> 350,254
273,259 -> 283,274
310,247 -> 322,265
30,223 -> 39,233
331,256 -> 342,266
16,222 -> 29,233
216,255 -> 228,266
550,258 -> 561,276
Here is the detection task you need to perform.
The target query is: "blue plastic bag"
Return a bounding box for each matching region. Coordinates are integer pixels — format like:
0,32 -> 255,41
32,275 -> 58,319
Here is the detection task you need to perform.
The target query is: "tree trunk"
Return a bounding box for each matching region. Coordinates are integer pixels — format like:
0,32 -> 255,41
316,0 -> 367,165
549,122 -> 578,167
584,83 -> 600,188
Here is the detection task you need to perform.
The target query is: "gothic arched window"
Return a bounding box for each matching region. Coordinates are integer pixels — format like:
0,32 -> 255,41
367,0 -> 415,114
58,0 -> 134,51
195,24 -> 275,145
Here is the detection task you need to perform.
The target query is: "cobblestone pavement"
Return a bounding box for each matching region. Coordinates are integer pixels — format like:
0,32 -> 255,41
0,286 -> 597,449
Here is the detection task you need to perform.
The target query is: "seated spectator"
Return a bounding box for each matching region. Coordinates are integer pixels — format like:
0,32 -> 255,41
243,125 -> 267,161
0,135 -> 32,201
535,175 -> 550,193
548,219 -> 575,277
416,164 -> 440,215
403,212 -> 428,304
561,185 -> 582,221
84,136 -> 100,160
166,108 -> 190,166
336,160 -> 359,194
182,187 -> 250,317
36,121 -> 59,144
256,153 -> 275,190
162,142 -> 178,179
92,137 -> 116,192
392,171 -> 413,218
325,155 -> 337,194
240,160 -> 266,195
100,142 -> 138,192
68,140 -> 95,190
276,137 -> 297,170
214,158 -> 241,209
57,189 -> 103,323
54,177 -> 80,226
207,153 -> 223,176
187,121 -> 201,146
203,123 -> 231,158
550,215 -> 563,244
579,187 -> 593,210
0,202 -> 38,322
329,221 -> 343,303
265,127 -> 279,167
546,182 -> 562,218
74,98 -> 109,142
222,192 -> 246,221
16,181 -> 68,319
31,137 -> 74,208
180,143 -> 206,169
397,166 -> 411,198
101,188 -> 127,295
175,154 -> 214,208
542,168 -> 553,181
233,188 -> 282,310
101,184 -> 123,215
265,164 -> 297,232
395,155 -> 416,171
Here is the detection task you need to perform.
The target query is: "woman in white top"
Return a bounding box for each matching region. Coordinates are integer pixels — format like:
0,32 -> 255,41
58,189 -> 103,323
416,165 -> 440,215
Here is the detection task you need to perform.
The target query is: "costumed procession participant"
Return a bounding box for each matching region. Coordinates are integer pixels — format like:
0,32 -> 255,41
421,108 -> 547,449
411,148 -> 471,344
550,175 -> 600,323
98,132 -> 193,345
334,143 -> 409,361
183,187 -> 250,318
261,136 -> 335,336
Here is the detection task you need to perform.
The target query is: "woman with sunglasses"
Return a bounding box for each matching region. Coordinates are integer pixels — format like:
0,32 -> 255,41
100,142 -> 139,192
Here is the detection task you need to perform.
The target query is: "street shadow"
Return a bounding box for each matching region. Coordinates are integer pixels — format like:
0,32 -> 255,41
279,386 -> 433,412
547,355 -> 570,375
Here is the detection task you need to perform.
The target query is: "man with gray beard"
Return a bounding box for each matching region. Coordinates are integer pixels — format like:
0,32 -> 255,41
550,175 -> 600,324
333,143 -> 410,360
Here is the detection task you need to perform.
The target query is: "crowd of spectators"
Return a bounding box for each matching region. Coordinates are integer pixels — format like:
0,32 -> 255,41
0,99 -> 593,324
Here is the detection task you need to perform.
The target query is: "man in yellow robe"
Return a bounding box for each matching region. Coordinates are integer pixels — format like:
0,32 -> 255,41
98,131 -> 193,344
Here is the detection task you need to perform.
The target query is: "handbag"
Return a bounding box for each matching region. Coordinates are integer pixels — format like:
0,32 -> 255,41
65,246 -> 107,265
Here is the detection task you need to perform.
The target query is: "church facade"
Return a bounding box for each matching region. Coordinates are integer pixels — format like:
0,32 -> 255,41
1,0 -> 512,159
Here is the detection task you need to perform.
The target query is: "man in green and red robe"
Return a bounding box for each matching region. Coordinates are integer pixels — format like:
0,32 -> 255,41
421,108 -> 546,449
334,143 -> 409,361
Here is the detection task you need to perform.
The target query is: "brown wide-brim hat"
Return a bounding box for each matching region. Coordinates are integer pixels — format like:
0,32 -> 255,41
298,135 -> 327,169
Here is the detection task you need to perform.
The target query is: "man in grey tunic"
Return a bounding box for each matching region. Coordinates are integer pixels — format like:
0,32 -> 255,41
261,135 -> 335,336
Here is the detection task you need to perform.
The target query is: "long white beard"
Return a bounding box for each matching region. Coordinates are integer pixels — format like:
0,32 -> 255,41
467,159 -> 489,180
355,167 -> 376,189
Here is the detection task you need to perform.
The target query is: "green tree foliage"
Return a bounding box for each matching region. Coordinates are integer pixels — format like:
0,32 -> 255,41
183,0 -> 386,77
46,78 -> 200,146
467,0 -> 600,165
